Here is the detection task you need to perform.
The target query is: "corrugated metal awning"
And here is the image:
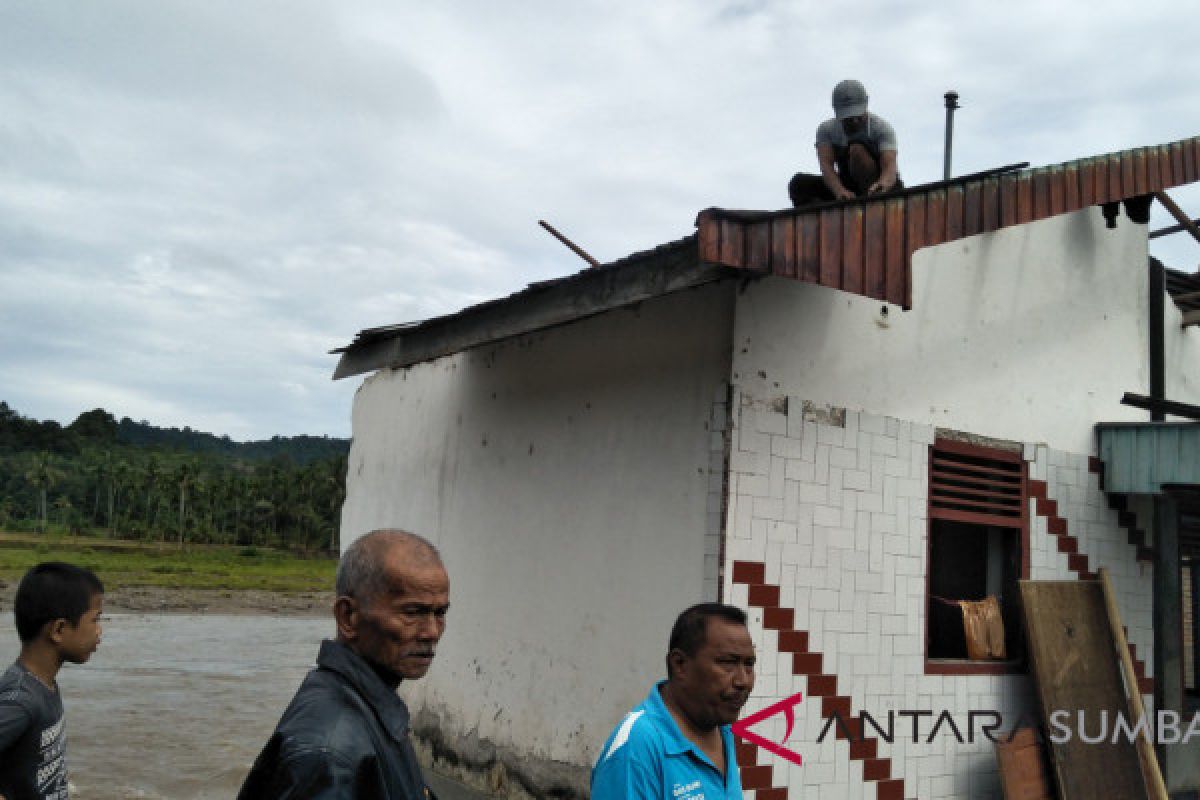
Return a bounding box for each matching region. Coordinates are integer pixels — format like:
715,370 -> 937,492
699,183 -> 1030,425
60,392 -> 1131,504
697,135 -> 1200,308
1096,422 -> 1200,494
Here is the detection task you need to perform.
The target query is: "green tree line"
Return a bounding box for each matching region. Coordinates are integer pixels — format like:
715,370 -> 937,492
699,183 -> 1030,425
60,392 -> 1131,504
0,402 -> 349,552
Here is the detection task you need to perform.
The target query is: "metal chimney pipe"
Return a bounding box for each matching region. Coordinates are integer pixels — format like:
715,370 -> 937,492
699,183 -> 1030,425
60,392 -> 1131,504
943,90 -> 960,180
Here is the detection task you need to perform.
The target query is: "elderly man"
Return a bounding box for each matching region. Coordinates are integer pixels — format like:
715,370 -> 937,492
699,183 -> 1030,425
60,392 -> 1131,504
591,603 -> 756,800
238,530 -> 449,800
788,79 -> 902,207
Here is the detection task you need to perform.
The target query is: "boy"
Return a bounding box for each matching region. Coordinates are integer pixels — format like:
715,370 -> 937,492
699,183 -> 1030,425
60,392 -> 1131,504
0,563 -> 104,800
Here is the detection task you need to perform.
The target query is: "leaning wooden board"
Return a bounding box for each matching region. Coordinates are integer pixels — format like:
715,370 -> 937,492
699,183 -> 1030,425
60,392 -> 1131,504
1019,580 -> 1148,799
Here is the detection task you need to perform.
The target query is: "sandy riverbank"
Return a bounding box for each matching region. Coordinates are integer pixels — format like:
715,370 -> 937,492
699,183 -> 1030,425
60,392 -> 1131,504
0,582 -> 334,616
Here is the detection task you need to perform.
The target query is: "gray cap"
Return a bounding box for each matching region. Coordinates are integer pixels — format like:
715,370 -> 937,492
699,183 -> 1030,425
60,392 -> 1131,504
832,79 -> 868,119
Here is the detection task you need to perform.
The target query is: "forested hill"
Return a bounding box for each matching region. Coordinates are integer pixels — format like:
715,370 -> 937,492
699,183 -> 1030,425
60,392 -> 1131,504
0,402 -> 349,551
0,403 -> 349,463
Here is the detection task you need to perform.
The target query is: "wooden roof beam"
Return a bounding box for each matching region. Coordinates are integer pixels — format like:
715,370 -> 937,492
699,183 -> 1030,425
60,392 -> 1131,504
1154,191 -> 1200,246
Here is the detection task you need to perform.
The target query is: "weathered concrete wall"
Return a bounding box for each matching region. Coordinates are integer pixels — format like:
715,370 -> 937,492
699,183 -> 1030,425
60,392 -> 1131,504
729,208 -> 1149,456
341,282 -> 736,796
723,399 -> 1154,800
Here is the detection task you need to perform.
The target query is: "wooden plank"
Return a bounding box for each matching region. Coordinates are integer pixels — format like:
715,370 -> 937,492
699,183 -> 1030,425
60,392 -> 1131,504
946,186 -> 964,241
1050,170 -> 1067,216
1109,154 -> 1124,204
928,506 -> 1023,529
746,223 -> 771,271
925,190 -> 947,247
884,199 -> 906,306
1100,569 -> 1169,800
1094,157 -> 1110,204
799,213 -> 821,284
1166,143 -> 1185,187
1161,143 -> 1180,188
906,194 -> 927,253
981,177 -> 1000,232
1016,174 -> 1034,225
1183,140 -> 1197,185
1134,148 -> 1148,196
1000,174 -> 1020,227
1155,191 -> 1200,247
1143,147 -> 1160,193
1079,159 -> 1096,207
996,727 -> 1054,800
963,181 -> 982,237
769,217 -> 795,278
1033,171 -> 1052,219
841,205 -> 865,296
818,208 -> 842,287
698,218 -> 720,263
1121,152 -> 1137,199
864,202 -> 886,300
1020,580 -> 1149,800
719,220 -> 745,266
1063,164 -> 1080,214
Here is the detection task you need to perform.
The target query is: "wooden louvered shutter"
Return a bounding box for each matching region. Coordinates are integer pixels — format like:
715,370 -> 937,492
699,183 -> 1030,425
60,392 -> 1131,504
929,438 -> 1026,528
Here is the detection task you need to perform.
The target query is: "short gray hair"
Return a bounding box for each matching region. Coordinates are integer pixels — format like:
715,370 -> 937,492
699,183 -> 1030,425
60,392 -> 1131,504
336,529 -> 442,606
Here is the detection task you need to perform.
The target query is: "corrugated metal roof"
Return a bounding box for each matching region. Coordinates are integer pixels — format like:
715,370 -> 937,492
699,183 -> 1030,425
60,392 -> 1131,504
331,236 -> 739,379
1096,423 -> 1200,494
698,135 -> 1200,308
1167,266 -> 1200,320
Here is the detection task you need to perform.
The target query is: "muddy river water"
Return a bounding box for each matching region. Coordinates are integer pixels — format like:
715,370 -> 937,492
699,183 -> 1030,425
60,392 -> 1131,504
0,612 -> 331,799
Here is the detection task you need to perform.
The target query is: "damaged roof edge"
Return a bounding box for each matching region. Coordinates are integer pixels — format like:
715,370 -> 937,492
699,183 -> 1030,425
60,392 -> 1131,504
332,236 -> 738,380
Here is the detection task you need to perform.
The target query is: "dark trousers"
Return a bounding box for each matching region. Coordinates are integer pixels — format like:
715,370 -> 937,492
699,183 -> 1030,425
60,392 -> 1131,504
788,142 -> 902,207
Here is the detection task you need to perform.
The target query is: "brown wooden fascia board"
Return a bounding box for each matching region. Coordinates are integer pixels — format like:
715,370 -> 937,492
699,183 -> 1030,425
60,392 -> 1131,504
697,135 -> 1200,310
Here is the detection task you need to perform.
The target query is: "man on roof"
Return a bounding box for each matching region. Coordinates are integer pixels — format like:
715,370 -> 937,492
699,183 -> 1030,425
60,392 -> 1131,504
788,79 -> 902,207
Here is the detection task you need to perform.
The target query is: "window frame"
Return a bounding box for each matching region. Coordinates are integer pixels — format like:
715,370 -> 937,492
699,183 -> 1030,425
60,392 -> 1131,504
924,437 -> 1029,676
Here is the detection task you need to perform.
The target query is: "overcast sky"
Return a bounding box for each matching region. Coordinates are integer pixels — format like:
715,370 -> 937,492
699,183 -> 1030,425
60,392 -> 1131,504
2,1 -> 1198,441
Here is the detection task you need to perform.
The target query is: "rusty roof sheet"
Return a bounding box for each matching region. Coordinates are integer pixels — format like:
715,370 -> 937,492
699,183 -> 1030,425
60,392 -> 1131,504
697,135 -> 1200,308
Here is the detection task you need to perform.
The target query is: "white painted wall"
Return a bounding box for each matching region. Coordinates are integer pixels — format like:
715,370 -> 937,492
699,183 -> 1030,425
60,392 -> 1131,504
1165,278 -> 1200,405
730,208 -> 1151,455
340,283 -> 735,783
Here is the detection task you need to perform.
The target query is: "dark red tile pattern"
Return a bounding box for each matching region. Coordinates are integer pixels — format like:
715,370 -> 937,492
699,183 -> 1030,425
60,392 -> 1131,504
730,559 -> 911,800
1107,494 -> 1155,563
1027,481 -> 1154,695
696,136 -> 1200,309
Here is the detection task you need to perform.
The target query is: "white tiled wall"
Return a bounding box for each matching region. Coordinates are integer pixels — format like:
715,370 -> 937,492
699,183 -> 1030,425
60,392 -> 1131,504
723,392 -> 1154,800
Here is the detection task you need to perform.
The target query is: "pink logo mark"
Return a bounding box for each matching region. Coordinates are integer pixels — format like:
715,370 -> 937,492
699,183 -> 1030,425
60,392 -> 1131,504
731,692 -> 805,767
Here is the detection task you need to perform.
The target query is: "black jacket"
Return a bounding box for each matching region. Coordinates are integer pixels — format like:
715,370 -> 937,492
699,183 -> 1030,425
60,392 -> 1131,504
238,639 -> 437,800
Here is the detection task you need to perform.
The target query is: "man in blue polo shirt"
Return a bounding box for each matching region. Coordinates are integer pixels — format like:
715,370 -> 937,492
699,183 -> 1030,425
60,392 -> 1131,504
591,603 -> 756,800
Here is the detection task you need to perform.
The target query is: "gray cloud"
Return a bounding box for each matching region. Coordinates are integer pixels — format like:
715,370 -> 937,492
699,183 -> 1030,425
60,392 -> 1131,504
1,0 -> 1197,440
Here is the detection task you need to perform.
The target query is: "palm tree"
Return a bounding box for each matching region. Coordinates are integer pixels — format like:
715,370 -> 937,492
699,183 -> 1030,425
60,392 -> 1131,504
111,459 -> 131,537
175,460 -> 195,546
24,452 -> 62,533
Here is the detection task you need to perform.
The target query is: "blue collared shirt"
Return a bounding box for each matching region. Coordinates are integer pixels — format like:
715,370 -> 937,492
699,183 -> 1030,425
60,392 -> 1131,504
591,682 -> 743,800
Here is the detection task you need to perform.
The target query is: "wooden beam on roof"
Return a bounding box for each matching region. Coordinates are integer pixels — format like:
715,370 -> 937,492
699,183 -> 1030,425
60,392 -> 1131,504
1154,191 -> 1200,246
331,244 -> 736,379
1121,392 -> 1200,421
1184,309 -> 1200,327
1149,216 -> 1200,239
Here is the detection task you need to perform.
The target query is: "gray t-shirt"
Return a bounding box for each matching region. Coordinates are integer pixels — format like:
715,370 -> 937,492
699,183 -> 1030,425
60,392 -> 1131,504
815,112 -> 898,153
0,661 -> 69,800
